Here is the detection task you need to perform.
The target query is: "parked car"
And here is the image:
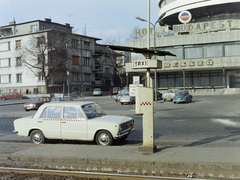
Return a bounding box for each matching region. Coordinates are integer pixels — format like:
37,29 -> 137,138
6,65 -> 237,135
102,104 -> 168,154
154,90 -> 162,100
173,90 -> 193,104
162,89 -> 179,101
51,96 -> 73,102
23,97 -> 51,111
112,87 -> 120,95
92,88 -> 102,96
0,92 -> 23,100
120,92 -> 135,105
113,90 -> 128,102
13,101 -> 134,146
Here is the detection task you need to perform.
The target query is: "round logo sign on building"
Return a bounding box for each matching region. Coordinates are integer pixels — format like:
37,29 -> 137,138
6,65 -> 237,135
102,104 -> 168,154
178,11 -> 192,24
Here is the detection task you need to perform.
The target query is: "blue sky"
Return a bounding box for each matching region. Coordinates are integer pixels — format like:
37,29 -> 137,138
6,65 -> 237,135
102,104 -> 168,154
0,0 -> 160,45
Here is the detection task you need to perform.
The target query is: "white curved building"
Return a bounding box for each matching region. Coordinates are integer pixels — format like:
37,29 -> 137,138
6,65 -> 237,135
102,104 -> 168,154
125,0 -> 240,91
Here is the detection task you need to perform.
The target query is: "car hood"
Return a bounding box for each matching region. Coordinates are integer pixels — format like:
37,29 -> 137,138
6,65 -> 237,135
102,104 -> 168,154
93,115 -> 132,124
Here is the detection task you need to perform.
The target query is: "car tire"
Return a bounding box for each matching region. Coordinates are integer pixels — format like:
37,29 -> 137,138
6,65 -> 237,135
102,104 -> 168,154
25,109 -> 29,112
163,99 -> 166,102
30,130 -> 45,144
2,98 -> 6,100
95,130 -> 113,146
121,103 -> 123,105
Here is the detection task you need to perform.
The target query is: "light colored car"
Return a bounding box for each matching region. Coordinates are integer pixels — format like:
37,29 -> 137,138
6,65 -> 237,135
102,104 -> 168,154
92,88 -> 102,96
13,101 -> 134,146
120,92 -> 135,105
162,89 -> 179,101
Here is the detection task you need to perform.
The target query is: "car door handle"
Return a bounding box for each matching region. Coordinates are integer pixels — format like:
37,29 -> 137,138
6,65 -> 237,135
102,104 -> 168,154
61,122 -> 66,123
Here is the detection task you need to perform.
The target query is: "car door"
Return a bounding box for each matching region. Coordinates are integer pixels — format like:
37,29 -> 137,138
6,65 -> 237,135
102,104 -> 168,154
61,106 -> 87,139
37,106 -> 62,138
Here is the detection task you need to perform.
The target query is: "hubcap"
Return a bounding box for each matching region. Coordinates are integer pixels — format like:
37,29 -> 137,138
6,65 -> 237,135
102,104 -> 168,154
33,133 -> 42,143
98,133 -> 110,145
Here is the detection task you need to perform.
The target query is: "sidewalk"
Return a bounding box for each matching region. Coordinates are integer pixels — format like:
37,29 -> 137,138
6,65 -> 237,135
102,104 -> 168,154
0,140 -> 240,179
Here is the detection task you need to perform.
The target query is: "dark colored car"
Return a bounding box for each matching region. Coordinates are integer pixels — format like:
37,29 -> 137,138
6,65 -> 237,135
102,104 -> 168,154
112,87 -> 120,95
0,92 -> 23,100
173,90 -> 192,104
23,97 -> 51,111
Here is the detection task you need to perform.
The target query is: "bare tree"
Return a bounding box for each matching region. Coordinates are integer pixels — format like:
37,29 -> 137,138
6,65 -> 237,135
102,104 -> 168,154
127,26 -> 142,40
17,30 -> 71,93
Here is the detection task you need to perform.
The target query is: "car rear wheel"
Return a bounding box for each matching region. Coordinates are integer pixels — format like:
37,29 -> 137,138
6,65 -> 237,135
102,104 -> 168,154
30,130 -> 45,144
96,130 -> 113,146
2,98 -> 6,100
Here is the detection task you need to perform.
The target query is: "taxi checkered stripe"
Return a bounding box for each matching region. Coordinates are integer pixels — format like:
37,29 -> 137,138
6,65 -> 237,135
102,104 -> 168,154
43,118 -> 83,122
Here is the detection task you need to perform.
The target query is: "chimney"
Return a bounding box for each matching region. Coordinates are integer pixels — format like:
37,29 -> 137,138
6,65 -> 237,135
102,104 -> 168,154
9,18 -> 16,25
44,18 -> 51,22
65,23 -> 70,27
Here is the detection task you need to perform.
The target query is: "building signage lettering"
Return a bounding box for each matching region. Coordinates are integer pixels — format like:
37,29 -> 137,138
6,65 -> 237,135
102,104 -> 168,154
173,20 -> 234,33
132,60 -> 149,68
135,19 -> 236,37
164,60 -> 213,69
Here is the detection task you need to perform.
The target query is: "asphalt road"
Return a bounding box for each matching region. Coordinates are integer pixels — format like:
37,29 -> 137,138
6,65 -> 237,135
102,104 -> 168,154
0,94 -> 239,147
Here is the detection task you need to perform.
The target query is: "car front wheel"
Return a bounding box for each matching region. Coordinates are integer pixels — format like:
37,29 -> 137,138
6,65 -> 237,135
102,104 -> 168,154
30,130 -> 45,144
96,130 -> 113,146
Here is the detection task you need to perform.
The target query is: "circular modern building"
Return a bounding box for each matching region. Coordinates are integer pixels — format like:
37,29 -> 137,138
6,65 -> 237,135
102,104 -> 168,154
125,0 -> 240,92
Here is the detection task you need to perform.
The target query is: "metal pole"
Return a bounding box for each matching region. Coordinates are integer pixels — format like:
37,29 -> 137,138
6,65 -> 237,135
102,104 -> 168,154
183,69 -> 185,90
223,67 -> 225,89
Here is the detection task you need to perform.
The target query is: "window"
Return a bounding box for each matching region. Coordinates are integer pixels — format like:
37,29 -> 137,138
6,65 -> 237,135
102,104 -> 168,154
0,42 -> 11,51
185,46 -> 203,59
16,40 -> 21,49
72,56 -> 79,65
84,74 -> 91,81
84,41 -> 90,49
9,75 -> 11,83
16,74 -> 22,83
16,57 -> 22,66
63,107 -> 84,119
40,107 -> 62,119
83,57 -> 91,66
40,25 -> 45,30
31,25 -> 37,32
72,39 -> 79,48
38,54 -> 45,64
0,58 -> 11,67
72,73 -> 81,82
38,72 -> 44,81
225,43 -> 240,57
203,44 -> 222,58
37,36 -> 45,46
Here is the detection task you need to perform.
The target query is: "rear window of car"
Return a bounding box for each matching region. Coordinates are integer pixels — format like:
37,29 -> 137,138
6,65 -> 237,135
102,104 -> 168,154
40,107 -> 62,118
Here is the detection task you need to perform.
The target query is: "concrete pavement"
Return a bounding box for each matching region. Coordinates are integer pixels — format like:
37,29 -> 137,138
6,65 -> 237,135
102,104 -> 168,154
0,95 -> 240,179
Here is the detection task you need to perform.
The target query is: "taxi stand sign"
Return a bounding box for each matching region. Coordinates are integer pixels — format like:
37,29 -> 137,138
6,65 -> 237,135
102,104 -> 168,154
132,59 -> 162,69
136,86 -> 156,154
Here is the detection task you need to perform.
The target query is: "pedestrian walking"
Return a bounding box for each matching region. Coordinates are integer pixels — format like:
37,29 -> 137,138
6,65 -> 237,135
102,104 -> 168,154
109,88 -> 113,98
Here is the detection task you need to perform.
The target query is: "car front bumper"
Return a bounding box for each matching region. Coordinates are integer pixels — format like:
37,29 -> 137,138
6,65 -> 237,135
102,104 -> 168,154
115,127 -> 134,139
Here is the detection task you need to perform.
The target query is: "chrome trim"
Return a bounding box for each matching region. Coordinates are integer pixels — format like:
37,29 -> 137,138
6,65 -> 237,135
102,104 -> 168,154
115,127 -> 134,138
13,130 -> 18,133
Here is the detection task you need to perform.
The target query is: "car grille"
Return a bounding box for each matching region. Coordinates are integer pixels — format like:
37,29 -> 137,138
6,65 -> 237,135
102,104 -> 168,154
121,121 -> 133,131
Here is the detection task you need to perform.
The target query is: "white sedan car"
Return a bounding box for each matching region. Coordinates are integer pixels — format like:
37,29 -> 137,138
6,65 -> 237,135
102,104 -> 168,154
162,89 -> 179,101
13,101 -> 134,146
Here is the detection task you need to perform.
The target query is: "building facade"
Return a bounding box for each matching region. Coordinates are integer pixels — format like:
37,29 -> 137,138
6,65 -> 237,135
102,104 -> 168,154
0,19 -> 117,95
125,0 -> 240,90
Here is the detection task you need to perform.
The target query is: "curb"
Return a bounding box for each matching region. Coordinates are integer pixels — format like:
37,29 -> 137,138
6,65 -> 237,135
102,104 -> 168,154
0,155 -> 239,179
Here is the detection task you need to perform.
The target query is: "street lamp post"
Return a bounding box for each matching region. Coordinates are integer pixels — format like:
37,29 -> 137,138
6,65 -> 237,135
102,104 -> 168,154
136,12 -> 166,101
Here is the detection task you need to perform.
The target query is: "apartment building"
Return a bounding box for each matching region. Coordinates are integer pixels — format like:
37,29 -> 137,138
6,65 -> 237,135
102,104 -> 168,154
0,18 -> 117,95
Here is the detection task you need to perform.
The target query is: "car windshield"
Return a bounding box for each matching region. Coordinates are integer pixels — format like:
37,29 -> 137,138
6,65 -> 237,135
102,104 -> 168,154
51,97 -> 62,101
176,91 -> 185,95
31,97 -> 42,102
123,92 -> 129,96
94,89 -> 100,92
82,103 -> 106,119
